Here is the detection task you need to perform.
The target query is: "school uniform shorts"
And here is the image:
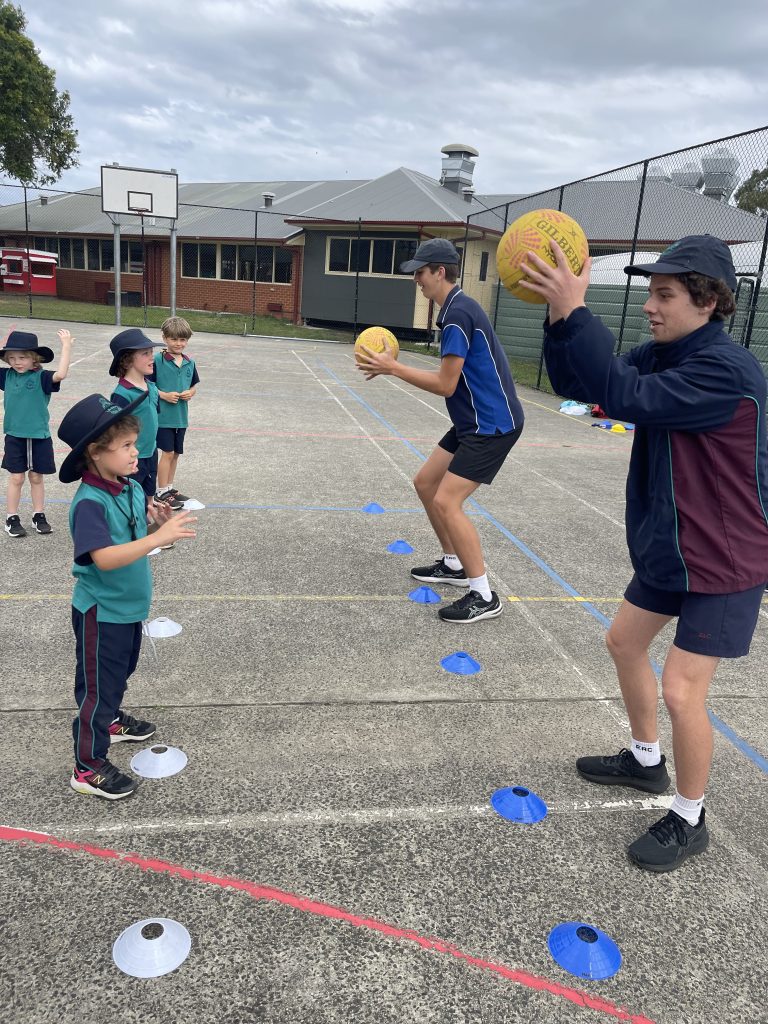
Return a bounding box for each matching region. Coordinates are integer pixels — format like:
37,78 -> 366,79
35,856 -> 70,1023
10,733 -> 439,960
1,434 -> 56,474
438,425 -> 523,485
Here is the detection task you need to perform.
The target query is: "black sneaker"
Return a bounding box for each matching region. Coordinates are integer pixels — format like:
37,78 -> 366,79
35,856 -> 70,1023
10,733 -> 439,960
32,512 -> 52,534
70,760 -> 139,800
4,515 -> 26,538
108,712 -> 156,744
576,748 -> 671,794
438,589 -> 502,623
411,558 -> 468,587
156,490 -> 184,511
628,808 -> 709,872
167,488 -> 189,503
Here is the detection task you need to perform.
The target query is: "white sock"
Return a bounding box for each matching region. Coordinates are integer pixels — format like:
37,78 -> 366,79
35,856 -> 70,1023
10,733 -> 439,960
631,737 -> 661,767
443,553 -> 462,571
670,792 -> 704,827
468,573 -> 492,601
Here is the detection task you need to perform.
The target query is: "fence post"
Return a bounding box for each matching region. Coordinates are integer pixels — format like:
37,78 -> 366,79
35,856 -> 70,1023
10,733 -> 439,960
169,221 -> 177,317
491,202 -> 510,331
615,160 -> 649,355
353,218 -> 361,339
251,210 -> 258,332
23,186 -> 32,319
743,211 -> 768,350
460,217 -> 470,288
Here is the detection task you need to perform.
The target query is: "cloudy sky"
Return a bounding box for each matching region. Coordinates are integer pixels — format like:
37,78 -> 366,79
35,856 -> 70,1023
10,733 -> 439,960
15,0 -> 768,196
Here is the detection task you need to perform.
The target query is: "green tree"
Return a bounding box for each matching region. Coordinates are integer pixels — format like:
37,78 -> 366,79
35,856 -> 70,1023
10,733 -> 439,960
735,164 -> 768,218
0,2 -> 78,185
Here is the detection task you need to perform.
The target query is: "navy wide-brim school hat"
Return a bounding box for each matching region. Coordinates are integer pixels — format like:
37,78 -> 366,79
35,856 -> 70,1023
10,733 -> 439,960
0,329 -> 54,363
58,391 -> 148,483
625,234 -> 737,293
108,327 -> 164,377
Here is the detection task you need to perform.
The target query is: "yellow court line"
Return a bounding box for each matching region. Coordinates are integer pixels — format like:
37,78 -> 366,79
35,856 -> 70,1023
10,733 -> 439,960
2,593 -> 765,605
508,596 -> 623,603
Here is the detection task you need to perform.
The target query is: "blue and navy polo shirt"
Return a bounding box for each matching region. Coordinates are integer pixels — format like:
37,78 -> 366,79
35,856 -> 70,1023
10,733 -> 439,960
150,351 -> 200,429
69,471 -> 152,623
110,378 -> 160,459
0,367 -> 60,438
437,286 -> 524,435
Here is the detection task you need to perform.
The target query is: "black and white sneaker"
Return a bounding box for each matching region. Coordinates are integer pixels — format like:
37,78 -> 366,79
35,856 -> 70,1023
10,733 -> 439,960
5,515 -> 26,538
156,489 -> 184,511
628,808 -> 709,873
411,558 -> 468,587
576,748 -> 671,794
109,712 -> 156,744
32,512 -> 52,534
167,487 -> 189,503
70,760 -> 139,800
438,589 -> 502,622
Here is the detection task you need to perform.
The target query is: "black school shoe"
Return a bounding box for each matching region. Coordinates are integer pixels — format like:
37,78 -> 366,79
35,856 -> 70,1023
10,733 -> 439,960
438,589 -> 502,623
167,487 -> 189,503
4,515 -> 26,538
32,512 -> 52,534
628,809 -> 709,872
70,760 -> 139,800
108,712 -> 156,744
411,558 -> 468,587
576,748 -> 671,794
155,490 -> 184,511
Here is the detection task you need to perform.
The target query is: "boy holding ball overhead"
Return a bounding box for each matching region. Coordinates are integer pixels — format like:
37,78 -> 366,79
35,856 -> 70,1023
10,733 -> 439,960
356,238 -> 524,623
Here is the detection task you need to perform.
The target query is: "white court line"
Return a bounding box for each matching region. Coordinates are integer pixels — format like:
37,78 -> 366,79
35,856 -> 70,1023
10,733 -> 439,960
16,796 -> 674,837
69,347 -> 107,367
291,350 -> 413,485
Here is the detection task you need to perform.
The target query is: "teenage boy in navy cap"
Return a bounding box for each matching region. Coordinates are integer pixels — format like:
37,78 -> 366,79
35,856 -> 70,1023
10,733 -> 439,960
525,234 -> 768,872
58,393 -> 197,799
108,328 -> 183,513
1,326 -> 73,537
356,238 -> 524,623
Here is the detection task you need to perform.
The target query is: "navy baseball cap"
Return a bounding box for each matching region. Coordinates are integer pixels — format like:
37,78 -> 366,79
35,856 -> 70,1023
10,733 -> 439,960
108,327 -> 163,376
400,238 -> 460,273
58,392 -> 148,483
625,235 -> 737,292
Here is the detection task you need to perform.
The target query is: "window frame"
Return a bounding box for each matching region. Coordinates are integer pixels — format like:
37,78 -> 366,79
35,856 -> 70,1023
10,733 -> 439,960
325,235 -> 419,278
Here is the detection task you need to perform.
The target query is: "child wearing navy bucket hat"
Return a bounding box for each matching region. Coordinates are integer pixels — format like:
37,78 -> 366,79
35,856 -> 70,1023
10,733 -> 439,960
58,393 -> 197,799
0,325 -> 73,537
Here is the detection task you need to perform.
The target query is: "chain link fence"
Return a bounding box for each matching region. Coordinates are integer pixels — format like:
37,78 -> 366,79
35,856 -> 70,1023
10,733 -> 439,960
468,126 -> 768,385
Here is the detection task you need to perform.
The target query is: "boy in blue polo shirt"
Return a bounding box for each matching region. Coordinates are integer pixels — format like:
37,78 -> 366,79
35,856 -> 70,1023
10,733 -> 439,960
1,327 -> 73,537
356,238 -> 524,623
58,393 -> 197,799
151,316 -> 200,505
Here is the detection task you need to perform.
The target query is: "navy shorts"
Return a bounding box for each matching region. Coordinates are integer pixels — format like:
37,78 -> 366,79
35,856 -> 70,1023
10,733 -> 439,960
624,574 -> 767,658
131,453 -> 158,498
156,427 -> 186,455
2,434 -> 56,474
438,425 -> 522,484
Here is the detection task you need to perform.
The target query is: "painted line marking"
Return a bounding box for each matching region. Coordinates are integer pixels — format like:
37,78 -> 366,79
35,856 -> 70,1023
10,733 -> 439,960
0,826 -> 655,1024
0,593 -> 633,604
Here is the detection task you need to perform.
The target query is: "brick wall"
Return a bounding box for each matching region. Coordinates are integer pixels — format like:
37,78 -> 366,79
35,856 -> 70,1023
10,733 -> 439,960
57,269 -> 143,303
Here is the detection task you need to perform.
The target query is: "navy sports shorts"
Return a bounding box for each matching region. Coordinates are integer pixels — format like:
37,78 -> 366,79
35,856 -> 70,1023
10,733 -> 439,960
2,434 -> 56,474
438,425 -> 522,485
156,427 -> 186,454
131,453 -> 158,498
624,573 -> 767,658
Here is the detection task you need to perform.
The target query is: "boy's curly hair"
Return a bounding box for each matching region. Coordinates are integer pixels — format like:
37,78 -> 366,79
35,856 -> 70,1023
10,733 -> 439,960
78,415 -> 141,476
676,272 -> 736,322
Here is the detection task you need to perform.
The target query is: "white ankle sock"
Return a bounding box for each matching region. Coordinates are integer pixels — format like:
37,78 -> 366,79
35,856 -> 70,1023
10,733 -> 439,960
468,573 -> 492,601
670,792 -> 704,827
443,553 -> 462,571
631,737 -> 661,767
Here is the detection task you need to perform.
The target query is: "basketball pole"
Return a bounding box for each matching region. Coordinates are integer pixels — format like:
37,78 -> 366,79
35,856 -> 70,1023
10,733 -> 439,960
140,213 -> 148,328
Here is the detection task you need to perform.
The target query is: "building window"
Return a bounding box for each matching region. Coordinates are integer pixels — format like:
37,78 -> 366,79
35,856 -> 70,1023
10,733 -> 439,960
72,238 -> 85,270
479,251 -> 489,282
221,243 -> 237,280
327,236 -> 419,276
181,242 -> 291,284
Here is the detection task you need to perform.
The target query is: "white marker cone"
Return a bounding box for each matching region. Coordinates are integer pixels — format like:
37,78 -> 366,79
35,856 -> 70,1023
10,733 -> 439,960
112,918 -> 191,978
131,744 -> 188,779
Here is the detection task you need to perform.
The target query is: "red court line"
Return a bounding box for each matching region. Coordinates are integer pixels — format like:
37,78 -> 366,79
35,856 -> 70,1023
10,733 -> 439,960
0,826 -> 654,1023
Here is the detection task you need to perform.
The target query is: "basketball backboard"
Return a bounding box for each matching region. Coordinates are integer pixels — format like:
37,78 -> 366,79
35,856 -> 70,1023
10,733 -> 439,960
101,164 -> 178,219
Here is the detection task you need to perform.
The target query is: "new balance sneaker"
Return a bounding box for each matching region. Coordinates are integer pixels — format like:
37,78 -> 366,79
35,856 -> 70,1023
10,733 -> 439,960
628,808 -> 709,873
109,712 -> 156,744
5,515 -> 26,538
32,512 -> 52,535
576,748 -> 671,794
70,761 -> 139,800
156,490 -> 184,511
438,589 -> 503,623
410,558 -> 468,587
167,487 -> 189,503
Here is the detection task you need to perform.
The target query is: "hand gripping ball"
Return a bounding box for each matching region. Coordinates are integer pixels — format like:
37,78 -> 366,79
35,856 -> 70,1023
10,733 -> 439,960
496,209 -> 589,304
354,326 -> 400,362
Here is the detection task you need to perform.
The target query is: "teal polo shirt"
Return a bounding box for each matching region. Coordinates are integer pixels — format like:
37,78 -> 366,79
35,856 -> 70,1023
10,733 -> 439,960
151,351 -> 200,428
111,379 -> 159,458
69,472 -> 152,623
0,367 -> 60,438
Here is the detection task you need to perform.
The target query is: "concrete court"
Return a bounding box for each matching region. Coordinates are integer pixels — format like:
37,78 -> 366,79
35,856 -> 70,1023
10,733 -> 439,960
0,317 -> 766,1024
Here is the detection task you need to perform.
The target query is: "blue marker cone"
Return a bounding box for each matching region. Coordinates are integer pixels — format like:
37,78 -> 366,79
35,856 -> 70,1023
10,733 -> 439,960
547,922 -> 622,980
441,651 -> 481,675
490,786 -> 548,824
408,586 -> 441,604
387,540 -> 414,554
363,502 -> 385,514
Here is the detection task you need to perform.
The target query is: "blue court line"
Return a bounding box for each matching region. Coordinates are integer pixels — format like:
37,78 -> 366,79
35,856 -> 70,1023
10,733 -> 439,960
318,361 -> 768,777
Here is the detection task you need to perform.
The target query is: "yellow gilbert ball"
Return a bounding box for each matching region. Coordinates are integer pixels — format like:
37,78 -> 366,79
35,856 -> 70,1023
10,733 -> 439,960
354,326 -> 400,362
496,209 -> 589,304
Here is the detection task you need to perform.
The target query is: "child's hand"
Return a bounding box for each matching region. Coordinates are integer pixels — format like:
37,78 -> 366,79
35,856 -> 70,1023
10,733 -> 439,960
153,511 -> 197,547
148,498 -> 172,524
1,323 -> 17,345
58,329 -> 74,347
179,389 -> 193,401
165,391 -> 181,404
